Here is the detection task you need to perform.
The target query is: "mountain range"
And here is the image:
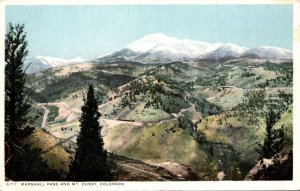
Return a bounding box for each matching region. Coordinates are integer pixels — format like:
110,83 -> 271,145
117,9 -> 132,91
25,33 -> 293,73
24,56 -> 85,73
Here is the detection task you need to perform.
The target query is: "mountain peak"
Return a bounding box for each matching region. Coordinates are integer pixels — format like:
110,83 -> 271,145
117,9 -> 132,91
117,33 -> 254,62
25,56 -> 85,73
126,33 -> 221,56
97,33 -> 292,63
241,46 -> 292,59
126,33 -> 179,52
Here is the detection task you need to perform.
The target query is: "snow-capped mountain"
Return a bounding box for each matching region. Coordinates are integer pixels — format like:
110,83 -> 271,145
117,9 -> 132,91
26,33 -> 292,73
126,33 -> 222,58
241,46 -> 292,60
25,56 -> 85,73
96,33 -> 292,63
204,43 -> 249,60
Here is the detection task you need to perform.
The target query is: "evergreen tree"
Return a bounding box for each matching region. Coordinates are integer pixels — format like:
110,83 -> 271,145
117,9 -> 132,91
69,85 -> 112,181
5,23 -> 31,138
201,145 -> 218,180
230,161 -> 241,180
209,145 -> 214,158
5,23 -> 59,181
202,156 -> 218,180
5,23 -> 31,180
256,109 -> 284,159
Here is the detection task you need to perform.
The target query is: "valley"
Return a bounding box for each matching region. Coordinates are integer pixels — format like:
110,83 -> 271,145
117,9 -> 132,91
25,54 -> 293,180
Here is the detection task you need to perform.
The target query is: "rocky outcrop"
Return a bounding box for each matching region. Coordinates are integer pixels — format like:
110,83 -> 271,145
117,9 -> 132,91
245,151 -> 292,180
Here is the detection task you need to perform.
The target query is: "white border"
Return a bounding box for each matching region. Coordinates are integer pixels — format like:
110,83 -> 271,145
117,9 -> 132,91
0,0 -> 299,190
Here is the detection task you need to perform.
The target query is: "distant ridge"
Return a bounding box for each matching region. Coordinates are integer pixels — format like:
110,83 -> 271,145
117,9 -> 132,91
25,33 -> 292,73
96,33 -> 292,63
25,56 -> 85,73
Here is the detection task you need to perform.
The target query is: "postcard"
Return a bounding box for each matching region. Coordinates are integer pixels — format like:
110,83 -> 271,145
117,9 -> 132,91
1,0 -> 299,190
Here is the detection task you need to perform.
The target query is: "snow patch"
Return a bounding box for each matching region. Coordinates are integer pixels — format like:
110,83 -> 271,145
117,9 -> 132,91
98,33 -> 292,63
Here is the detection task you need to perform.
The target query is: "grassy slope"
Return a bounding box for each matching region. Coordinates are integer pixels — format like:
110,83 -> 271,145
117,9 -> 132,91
226,67 -> 279,88
47,105 -> 59,122
196,105 -> 293,176
22,129 -> 71,176
48,120 -> 80,141
194,64 -> 287,90
100,75 -> 189,122
27,61 -> 151,102
197,113 -> 265,162
192,87 -> 245,111
150,63 -> 211,84
104,119 -> 207,177
274,105 -> 293,152
124,102 -> 171,122
22,128 -> 184,181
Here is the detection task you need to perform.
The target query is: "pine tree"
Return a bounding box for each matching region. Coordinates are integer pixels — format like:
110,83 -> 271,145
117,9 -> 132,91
202,156 -> 218,180
5,23 -> 64,181
69,85 -> 112,181
209,145 -> 214,158
256,109 -> 284,159
5,23 -> 33,180
230,161 -> 241,180
5,23 -> 31,138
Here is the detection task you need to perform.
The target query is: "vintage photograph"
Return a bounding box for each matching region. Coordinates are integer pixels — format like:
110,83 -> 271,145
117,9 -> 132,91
4,4 -> 293,183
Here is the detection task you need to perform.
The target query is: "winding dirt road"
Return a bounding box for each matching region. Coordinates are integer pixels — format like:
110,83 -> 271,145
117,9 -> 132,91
38,104 -> 49,129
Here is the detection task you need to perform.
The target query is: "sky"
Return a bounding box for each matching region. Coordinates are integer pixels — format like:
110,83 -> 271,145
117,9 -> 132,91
5,5 -> 293,60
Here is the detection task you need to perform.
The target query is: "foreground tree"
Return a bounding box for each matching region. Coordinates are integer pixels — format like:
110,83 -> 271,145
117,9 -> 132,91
230,161 -> 242,180
202,156 -> 218,180
5,23 -> 31,138
5,24 -> 60,180
5,23 -> 31,180
69,85 -> 112,181
256,109 -> 284,159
